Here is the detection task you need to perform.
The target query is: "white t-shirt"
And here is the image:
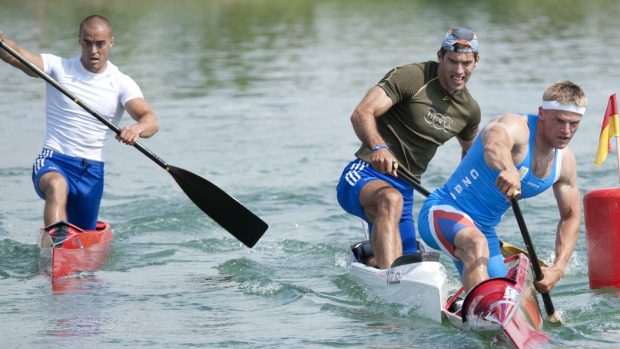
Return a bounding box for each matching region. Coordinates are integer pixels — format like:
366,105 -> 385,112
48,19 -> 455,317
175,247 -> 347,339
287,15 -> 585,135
42,54 -> 143,161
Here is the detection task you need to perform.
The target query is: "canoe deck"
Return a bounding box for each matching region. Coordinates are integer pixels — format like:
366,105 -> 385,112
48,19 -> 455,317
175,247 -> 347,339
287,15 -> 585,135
39,220 -> 113,282
442,254 -> 549,349
347,240 -> 448,323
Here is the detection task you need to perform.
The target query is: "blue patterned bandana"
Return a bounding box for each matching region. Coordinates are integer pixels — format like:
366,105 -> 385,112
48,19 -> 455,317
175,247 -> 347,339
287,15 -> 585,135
441,27 -> 478,54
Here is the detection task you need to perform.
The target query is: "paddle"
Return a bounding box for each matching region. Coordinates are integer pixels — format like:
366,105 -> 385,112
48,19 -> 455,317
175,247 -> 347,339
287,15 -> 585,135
395,167 -> 431,197
395,166 -> 547,265
500,240 -> 548,267
511,198 -> 562,323
0,40 -> 268,248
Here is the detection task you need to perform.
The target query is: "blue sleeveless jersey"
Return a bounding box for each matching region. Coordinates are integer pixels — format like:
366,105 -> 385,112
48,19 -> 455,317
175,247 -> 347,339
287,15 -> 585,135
432,114 -> 562,230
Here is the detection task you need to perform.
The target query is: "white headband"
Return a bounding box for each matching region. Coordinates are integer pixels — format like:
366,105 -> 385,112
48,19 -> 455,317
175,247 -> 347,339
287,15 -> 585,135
541,100 -> 585,115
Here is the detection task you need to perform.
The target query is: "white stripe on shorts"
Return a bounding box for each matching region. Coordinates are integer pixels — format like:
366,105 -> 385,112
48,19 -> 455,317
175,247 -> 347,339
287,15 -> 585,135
33,148 -> 54,175
427,204 -> 475,262
344,160 -> 368,186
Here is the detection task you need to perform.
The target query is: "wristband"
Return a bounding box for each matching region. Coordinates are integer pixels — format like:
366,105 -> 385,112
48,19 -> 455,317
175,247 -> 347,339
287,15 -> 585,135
371,145 -> 390,152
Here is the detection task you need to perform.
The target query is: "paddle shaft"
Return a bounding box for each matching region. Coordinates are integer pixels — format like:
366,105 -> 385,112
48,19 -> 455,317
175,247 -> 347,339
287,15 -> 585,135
0,40 -> 170,171
510,198 -> 556,317
396,169 -> 431,197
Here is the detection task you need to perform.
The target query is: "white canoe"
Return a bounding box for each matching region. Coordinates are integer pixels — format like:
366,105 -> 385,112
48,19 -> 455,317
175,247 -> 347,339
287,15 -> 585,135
347,241 -> 549,348
347,240 -> 448,323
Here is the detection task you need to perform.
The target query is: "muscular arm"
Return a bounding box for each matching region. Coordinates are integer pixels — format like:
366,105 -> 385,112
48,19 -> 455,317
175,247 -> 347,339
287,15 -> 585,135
350,86 -> 396,175
537,148 -> 580,293
0,32 -> 43,77
481,114 -> 529,197
117,98 -> 159,145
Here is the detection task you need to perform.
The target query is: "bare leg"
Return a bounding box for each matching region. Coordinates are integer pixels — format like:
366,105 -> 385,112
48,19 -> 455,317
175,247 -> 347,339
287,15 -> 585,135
454,227 -> 490,292
359,180 -> 403,269
38,172 -> 68,226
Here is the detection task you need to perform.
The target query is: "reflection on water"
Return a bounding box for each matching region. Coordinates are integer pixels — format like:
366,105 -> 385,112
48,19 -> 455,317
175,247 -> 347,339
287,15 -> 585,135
50,274 -> 104,294
1,0 -> 620,348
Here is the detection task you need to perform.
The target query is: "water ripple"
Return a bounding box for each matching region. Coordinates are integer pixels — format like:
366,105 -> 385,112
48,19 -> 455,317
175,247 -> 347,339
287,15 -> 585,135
0,239 -> 39,279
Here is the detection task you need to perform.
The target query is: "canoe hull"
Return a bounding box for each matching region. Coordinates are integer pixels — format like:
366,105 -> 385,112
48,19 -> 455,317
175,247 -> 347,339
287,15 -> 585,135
347,240 -> 548,347
39,221 -> 113,281
441,254 -> 549,349
347,245 -> 448,323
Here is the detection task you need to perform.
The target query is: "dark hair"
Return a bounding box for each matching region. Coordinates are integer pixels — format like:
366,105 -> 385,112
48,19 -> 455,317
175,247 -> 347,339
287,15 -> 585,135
79,15 -> 112,35
440,44 -> 478,58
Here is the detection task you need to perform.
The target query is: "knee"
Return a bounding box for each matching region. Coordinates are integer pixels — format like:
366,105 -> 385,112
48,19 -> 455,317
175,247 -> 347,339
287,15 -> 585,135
376,189 -> 403,213
39,173 -> 67,198
459,230 -> 489,257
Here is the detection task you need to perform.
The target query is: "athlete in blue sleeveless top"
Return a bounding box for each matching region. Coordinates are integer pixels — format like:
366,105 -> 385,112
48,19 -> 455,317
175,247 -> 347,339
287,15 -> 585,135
418,80 -> 586,294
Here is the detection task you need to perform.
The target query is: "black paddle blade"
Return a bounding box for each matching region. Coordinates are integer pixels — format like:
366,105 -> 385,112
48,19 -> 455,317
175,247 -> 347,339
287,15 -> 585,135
168,165 -> 268,247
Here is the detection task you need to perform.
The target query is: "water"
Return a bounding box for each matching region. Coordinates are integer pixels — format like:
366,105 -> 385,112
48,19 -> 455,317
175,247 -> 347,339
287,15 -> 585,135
1,0 -> 620,348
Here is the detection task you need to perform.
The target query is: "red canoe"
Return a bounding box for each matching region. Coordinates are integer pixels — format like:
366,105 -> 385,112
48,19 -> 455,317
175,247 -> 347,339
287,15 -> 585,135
38,220 -> 113,282
442,254 -> 549,349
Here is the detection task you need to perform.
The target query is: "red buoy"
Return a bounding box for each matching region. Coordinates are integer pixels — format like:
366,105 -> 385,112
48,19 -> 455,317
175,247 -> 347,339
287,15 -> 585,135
583,188 -> 620,289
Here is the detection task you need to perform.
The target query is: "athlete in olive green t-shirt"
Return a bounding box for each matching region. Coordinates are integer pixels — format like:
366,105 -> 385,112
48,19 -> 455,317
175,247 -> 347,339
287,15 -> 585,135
356,61 -> 480,180
337,27 -> 481,269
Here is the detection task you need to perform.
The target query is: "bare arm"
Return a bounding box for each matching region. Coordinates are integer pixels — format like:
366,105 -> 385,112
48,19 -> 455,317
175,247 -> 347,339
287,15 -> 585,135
536,148 -> 580,293
481,113 -> 530,197
0,32 -> 44,77
116,98 -> 159,145
350,86 -> 395,175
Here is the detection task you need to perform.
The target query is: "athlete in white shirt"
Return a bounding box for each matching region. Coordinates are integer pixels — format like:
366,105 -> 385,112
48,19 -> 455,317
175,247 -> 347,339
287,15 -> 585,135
0,15 -> 159,230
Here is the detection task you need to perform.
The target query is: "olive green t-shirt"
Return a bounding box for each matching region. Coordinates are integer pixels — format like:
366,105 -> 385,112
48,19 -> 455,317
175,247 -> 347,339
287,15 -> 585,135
355,61 -> 481,180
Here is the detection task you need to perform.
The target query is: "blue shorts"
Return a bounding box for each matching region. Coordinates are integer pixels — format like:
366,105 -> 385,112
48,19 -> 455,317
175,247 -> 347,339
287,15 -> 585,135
418,196 -> 507,278
336,159 -> 417,254
32,148 -> 105,230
